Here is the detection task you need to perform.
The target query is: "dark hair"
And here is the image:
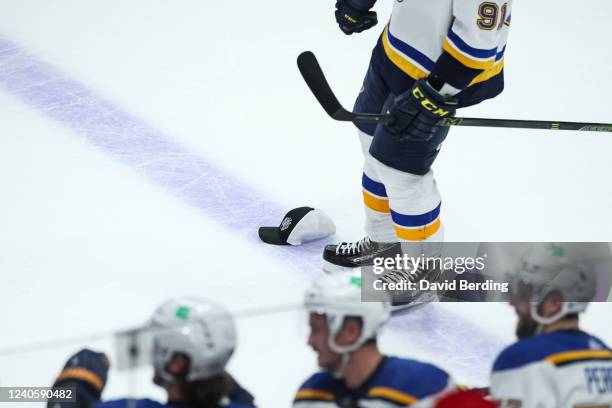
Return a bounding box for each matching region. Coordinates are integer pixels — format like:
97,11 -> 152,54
180,373 -> 230,408
160,352 -> 230,408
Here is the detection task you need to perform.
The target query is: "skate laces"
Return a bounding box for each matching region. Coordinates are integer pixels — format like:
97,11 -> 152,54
336,237 -> 373,255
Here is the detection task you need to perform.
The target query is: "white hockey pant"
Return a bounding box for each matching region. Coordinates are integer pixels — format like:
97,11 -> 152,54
359,130 -> 444,246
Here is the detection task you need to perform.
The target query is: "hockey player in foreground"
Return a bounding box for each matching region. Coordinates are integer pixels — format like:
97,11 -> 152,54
48,297 -> 255,408
324,1 -> 512,273
293,271 -> 454,407
490,244 -> 612,407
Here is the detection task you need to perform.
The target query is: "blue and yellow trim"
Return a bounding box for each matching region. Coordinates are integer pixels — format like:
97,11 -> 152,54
382,25 -> 504,91
391,204 -> 441,241
362,173 -> 387,197
495,45 -> 506,62
368,387 -> 418,405
381,26 -> 430,80
391,203 -> 440,227
469,58 -> 504,86
444,28 -> 498,70
394,219 -> 441,241
362,173 -> 390,213
546,349 -> 612,367
295,389 -> 335,401
447,28 -> 497,60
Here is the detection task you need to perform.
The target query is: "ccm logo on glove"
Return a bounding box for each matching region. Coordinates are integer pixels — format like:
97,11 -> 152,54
412,86 -> 452,118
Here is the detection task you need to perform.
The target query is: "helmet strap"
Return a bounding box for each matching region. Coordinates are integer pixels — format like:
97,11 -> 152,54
327,314 -> 367,354
332,352 -> 351,379
326,314 -> 365,378
530,301 -> 569,327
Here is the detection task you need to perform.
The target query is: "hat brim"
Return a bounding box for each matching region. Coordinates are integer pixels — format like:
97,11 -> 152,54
258,227 -> 289,245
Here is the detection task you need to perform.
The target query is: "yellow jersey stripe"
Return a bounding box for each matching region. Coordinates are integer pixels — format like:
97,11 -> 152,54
394,218 -> 441,241
546,349 -> 612,365
383,26 -> 502,88
382,27 -> 428,81
368,386 -> 418,405
363,190 -> 390,213
470,58 -> 504,86
295,389 -> 335,401
443,39 -> 495,70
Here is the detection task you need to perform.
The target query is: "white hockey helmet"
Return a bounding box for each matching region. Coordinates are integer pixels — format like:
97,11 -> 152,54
148,297 -> 237,383
304,271 -> 391,353
513,243 -> 596,325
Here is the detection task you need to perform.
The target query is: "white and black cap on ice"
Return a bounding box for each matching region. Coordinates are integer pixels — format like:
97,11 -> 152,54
258,207 -> 336,246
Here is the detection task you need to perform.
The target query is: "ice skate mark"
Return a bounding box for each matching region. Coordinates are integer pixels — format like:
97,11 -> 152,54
0,37 -> 503,385
387,305 -> 506,386
0,37 -> 282,236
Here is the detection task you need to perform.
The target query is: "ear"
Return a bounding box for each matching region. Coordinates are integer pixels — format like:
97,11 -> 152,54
539,291 -> 563,318
339,319 -> 363,344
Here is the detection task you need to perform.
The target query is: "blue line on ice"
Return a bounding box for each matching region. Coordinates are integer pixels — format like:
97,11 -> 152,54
0,37 -> 505,385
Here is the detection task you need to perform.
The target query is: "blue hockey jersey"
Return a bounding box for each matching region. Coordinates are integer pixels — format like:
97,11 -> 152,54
491,330 -> 612,408
95,398 -> 253,408
368,0 -> 512,108
293,356 -> 453,407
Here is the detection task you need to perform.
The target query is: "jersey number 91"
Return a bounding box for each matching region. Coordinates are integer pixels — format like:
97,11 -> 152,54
477,2 -> 509,31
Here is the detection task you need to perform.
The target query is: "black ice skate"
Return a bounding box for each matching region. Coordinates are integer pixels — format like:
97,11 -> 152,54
323,237 -> 401,273
379,263 -> 443,311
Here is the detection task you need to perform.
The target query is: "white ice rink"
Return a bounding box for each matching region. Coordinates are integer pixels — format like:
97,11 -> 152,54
1,1 -> 612,407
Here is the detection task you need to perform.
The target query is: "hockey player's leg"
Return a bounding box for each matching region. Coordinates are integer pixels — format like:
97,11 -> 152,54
352,49 -> 390,141
374,169 -> 445,305
353,58 -> 397,243
322,54 -> 403,272
369,116 -> 448,244
359,131 -> 396,243
373,162 -> 443,245
368,118 -> 449,246
368,123 -> 450,304
322,131 -> 401,273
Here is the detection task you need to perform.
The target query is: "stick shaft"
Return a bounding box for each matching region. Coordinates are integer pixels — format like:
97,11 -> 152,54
297,51 -> 612,133
440,117 -> 612,132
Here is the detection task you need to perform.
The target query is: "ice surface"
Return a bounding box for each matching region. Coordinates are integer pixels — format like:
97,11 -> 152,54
1,1 -> 611,407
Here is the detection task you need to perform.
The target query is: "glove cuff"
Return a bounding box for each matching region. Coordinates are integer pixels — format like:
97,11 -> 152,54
426,75 -> 461,97
418,78 -> 458,106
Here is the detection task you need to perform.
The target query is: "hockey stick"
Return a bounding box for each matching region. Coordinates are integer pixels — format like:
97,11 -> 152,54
297,51 -> 612,132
